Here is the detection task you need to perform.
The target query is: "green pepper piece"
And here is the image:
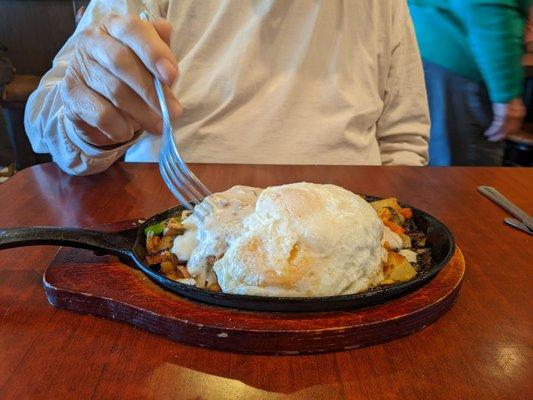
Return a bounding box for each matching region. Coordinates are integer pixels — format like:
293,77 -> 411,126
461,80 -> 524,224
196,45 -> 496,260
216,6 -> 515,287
144,221 -> 165,236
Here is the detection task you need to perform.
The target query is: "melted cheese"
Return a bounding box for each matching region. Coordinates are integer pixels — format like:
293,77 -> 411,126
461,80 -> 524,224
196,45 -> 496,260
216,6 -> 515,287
171,185 -> 262,287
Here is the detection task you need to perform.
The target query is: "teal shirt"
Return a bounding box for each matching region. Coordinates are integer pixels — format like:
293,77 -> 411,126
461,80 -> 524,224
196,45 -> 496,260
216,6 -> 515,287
408,0 -> 531,103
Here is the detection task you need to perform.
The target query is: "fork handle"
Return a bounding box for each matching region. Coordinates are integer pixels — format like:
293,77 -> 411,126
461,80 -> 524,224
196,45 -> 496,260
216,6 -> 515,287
139,12 -> 172,125
478,186 -> 533,231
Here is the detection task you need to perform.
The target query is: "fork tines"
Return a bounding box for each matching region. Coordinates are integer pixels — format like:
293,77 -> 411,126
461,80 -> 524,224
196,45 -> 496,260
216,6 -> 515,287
159,134 -> 214,219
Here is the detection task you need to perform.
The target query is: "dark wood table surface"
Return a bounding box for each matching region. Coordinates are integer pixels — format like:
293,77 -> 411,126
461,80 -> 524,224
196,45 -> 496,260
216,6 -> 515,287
0,163 -> 531,399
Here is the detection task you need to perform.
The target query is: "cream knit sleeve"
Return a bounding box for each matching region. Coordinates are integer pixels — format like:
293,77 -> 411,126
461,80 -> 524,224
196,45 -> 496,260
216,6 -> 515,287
23,0 -> 165,175
376,1 -> 430,166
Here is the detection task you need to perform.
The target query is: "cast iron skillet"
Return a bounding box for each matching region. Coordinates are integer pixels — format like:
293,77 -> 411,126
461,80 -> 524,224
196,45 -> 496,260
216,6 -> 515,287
0,197 -> 455,312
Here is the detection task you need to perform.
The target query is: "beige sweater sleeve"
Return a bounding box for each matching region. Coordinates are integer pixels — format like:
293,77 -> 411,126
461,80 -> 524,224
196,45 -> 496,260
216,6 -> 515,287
376,2 -> 430,166
23,0 -> 164,175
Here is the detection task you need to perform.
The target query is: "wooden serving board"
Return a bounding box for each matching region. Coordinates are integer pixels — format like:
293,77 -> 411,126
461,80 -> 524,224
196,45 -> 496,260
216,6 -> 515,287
43,221 -> 465,355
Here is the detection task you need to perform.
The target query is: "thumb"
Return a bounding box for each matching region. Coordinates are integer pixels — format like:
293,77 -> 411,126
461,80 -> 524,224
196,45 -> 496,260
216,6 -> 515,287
484,119 -> 504,142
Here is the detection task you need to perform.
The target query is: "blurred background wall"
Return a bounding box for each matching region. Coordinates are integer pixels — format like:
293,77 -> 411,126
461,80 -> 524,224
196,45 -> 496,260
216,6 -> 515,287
0,0 -> 88,75
0,0 -> 89,172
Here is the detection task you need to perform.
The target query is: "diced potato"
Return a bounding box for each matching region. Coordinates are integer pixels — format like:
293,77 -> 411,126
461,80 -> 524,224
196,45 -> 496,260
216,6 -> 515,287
164,272 -> 179,281
400,233 -> 412,249
399,249 -> 417,263
371,198 -> 401,212
388,207 -> 405,225
176,278 -> 196,286
377,208 -> 393,225
207,282 -> 221,292
164,217 -> 185,236
158,235 -> 175,251
146,235 -> 161,255
388,261 -> 416,282
163,267 -> 189,281
161,251 -> 179,264
146,250 -> 178,267
160,261 -> 177,274
146,252 -> 164,265
383,251 -> 417,282
377,206 -> 404,226
176,265 -> 190,279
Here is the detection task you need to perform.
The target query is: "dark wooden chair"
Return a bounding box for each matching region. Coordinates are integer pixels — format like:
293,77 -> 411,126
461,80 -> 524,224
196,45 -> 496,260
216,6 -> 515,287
503,130 -> 533,167
1,75 -> 51,170
0,0 -> 89,171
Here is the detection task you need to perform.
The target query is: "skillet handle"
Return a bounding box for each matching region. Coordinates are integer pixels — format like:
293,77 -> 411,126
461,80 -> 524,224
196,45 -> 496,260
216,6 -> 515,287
0,226 -> 136,258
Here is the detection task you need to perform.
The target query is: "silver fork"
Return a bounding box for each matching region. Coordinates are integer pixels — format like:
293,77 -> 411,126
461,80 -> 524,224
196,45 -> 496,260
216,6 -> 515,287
140,11 -> 214,219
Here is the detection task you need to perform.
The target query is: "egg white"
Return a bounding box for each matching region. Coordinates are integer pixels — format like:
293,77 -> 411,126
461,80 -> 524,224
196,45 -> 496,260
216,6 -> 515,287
172,183 -> 389,296
213,183 -> 384,297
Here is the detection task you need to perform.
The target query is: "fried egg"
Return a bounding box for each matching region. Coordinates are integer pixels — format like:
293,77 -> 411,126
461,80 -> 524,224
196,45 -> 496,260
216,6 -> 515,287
172,183 -> 386,296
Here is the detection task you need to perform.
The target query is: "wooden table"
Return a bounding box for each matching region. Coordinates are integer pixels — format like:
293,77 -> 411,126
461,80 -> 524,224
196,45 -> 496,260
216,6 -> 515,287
0,163 -> 531,399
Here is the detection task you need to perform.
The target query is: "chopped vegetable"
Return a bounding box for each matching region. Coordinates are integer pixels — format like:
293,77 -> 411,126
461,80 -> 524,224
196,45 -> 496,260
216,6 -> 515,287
386,207 -> 405,225
376,207 -> 391,220
146,250 -> 179,266
383,251 -> 417,282
370,198 -> 401,212
177,265 -> 190,278
161,251 -> 179,263
160,260 -> 176,274
383,219 -> 405,235
158,235 -> 175,251
144,221 -> 165,236
400,233 -> 411,249
207,282 -> 221,292
146,252 -> 164,265
163,264 -> 191,282
398,249 -> 417,263
144,215 -> 194,282
143,196 -> 430,294
146,235 -> 161,255
164,217 -> 184,236
399,208 -> 413,219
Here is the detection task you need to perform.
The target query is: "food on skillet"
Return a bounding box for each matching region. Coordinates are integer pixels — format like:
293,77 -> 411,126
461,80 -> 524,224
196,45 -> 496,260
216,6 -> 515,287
144,183 -> 431,297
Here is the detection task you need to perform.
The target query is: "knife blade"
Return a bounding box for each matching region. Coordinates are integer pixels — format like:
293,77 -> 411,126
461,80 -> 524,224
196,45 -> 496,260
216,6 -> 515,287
504,217 -> 533,236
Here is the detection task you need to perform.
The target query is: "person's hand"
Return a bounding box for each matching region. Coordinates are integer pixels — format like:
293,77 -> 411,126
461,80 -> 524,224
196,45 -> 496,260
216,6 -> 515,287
59,14 -> 182,148
484,97 -> 526,142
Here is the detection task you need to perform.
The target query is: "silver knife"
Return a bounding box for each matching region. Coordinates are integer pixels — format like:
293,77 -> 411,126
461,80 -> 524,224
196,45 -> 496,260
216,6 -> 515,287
478,186 -> 533,232
504,217 -> 533,236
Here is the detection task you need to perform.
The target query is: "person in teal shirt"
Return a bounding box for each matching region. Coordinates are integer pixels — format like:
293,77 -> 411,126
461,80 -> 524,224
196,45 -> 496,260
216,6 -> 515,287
408,0 -> 530,165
